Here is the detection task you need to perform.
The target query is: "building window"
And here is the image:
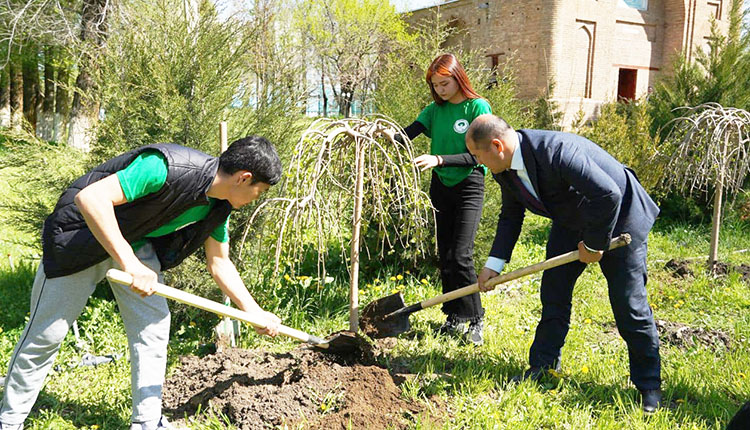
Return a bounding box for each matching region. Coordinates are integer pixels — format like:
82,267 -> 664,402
617,69 -> 637,100
618,0 -> 648,11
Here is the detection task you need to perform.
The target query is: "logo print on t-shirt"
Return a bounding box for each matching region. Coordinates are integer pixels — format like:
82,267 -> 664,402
453,119 -> 469,134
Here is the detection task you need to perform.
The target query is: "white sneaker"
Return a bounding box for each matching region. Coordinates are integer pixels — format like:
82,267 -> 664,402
130,416 -> 173,430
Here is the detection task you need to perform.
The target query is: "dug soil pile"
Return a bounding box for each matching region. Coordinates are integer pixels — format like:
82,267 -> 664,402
163,342 -> 437,429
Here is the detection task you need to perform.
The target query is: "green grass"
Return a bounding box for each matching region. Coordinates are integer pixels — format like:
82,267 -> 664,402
1,157 -> 749,429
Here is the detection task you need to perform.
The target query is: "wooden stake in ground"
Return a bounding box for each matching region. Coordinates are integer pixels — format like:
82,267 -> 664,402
247,116 -> 434,333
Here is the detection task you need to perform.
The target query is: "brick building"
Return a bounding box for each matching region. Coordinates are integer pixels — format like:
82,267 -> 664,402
406,0 -> 731,127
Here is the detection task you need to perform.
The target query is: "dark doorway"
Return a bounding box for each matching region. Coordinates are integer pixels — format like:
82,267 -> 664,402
617,68 -> 637,100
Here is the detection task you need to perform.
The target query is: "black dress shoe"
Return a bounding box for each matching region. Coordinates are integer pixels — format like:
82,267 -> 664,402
510,364 -> 562,383
640,388 -> 662,413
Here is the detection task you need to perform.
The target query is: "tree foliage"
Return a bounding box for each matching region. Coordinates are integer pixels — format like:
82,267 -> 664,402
295,0 -> 410,117
95,0 -> 307,160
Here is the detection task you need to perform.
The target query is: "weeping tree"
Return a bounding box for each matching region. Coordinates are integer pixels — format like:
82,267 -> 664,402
662,102 -> 750,266
247,116 -> 434,332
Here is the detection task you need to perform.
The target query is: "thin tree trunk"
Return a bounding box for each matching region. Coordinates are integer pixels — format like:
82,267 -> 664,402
68,0 -> 109,151
0,64 -> 9,128
348,139 -> 365,333
54,48 -> 70,142
709,133 -> 730,266
22,43 -> 40,133
38,46 -> 56,140
321,58 -> 327,116
9,54 -> 24,131
709,181 -> 723,266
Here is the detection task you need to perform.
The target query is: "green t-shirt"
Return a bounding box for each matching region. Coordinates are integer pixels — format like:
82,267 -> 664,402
416,98 -> 492,186
115,151 -> 230,250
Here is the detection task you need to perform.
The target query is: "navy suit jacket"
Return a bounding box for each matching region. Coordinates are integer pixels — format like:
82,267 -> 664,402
489,129 -> 659,262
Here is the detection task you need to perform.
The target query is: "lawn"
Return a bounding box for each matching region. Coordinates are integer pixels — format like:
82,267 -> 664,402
1,151 -> 749,429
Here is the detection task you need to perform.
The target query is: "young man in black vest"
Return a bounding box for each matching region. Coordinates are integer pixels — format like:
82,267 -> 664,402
0,136 -> 283,430
466,114 -> 662,413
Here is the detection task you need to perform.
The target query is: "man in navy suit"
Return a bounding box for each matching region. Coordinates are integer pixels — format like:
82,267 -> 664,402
466,114 -> 662,412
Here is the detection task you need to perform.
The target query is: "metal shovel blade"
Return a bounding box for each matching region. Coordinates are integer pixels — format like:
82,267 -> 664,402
315,331 -> 366,355
359,292 -> 410,338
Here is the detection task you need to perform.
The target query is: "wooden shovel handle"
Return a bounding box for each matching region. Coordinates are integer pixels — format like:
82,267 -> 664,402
419,233 -> 632,309
105,269 -> 326,346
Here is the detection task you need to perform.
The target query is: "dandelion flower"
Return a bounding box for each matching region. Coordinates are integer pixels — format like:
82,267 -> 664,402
392,289 -> 399,294
405,270 -> 411,275
740,372 -> 747,379
421,279 -> 429,285
374,279 -> 380,284
389,276 -> 397,281
396,274 -> 404,280
676,399 -> 685,404
284,274 -> 291,281
584,318 -> 592,324
189,321 -> 196,327
580,365 -> 589,374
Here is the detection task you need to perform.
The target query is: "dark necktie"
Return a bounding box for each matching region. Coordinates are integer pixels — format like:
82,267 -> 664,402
506,169 -> 549,216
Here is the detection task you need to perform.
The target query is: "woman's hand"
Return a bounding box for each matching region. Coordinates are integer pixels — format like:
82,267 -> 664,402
414,154 -> 443,171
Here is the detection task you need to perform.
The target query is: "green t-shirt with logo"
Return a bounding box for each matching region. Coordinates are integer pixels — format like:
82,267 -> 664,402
416,98 -> 492,186
115,150 -> 230,250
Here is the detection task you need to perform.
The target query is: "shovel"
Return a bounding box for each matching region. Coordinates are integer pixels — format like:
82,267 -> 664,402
361,233 -> 632,338
105,269 -> 360,354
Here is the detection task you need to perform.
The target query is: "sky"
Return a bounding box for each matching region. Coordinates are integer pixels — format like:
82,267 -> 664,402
389,0 -> 440,13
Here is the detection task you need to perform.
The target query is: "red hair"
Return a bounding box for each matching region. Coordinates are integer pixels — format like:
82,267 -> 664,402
425,54 -> 481,104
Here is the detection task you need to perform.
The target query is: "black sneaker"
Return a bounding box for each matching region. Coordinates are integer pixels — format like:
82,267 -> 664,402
435,314 -> 467,337
466,319 -> 484,346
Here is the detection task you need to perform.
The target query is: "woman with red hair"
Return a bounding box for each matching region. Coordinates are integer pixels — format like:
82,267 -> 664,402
390,53 -> 491,345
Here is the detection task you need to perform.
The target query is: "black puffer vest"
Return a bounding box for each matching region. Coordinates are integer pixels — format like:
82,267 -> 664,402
42,143 -> 232,278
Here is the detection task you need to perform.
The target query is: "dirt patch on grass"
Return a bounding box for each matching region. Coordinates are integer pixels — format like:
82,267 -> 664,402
665,259 -> 694,278
163,342 -> 439,429
655,319 -> 732,350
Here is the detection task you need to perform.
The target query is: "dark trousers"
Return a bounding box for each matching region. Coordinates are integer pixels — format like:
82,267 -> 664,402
430,168 -> 485,322
529,223 -> 661,390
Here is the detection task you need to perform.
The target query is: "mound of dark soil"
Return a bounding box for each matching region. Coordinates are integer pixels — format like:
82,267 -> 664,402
163,345 -> 437,429
665,259 -> 693,278
655,319 -> 731,350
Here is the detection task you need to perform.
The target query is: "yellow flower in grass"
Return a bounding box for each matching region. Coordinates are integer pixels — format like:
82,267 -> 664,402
189,321 -> 196,328
580,365 -> 589,374
420,279 -> 429,285
392,289 -> 399,294
389,276 -> 397,281
678,299 -> 685,305
740,372 -> 747,379
548,369 -> 562,378
396,274 -> 404,281
283,274 -> 291,281
676,399 -> 685,404
374,278 -> 380,284
584,318 -> 592,324
405,270 -> 411,275
397,285 -> 405,290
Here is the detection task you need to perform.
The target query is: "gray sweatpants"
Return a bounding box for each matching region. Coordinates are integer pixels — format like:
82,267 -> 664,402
0,243 -> 170,426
